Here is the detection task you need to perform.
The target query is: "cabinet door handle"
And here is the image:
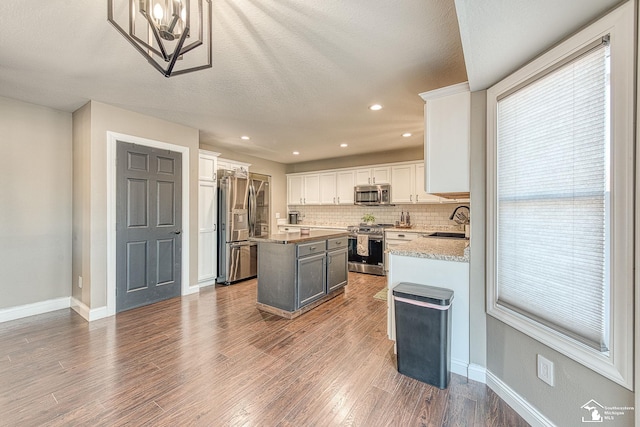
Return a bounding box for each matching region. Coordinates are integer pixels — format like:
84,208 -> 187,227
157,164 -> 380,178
416,195 -> 419,202
398,234 -> 405,238
333,197 -> 336,204
373,177 -> 376,184
300,198 -> 302,204
337,197 -> 340,203
410,195 -> 413,202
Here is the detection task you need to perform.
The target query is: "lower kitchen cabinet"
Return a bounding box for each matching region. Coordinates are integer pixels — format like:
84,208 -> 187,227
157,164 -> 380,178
297,251 -> 326,307
255,233 -> 349,317
327,247 -> 348,292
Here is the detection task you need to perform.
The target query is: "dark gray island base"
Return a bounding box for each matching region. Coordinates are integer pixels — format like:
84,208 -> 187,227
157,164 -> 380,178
251,230 -> 349,319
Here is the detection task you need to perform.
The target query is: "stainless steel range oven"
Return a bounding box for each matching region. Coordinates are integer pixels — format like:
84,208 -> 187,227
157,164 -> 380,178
347,223 -> 392,276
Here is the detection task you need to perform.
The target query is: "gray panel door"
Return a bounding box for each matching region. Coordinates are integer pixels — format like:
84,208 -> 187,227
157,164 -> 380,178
116,141 -> 182,312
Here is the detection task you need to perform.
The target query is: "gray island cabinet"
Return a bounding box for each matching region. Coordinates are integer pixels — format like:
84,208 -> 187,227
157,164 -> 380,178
252,230 -> 348,319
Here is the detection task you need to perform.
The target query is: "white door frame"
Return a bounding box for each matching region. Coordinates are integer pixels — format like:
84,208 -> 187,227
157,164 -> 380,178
106,131 -> 193,317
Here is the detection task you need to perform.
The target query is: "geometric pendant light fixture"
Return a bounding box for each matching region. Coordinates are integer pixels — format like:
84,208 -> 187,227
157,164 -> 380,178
107,0 -> 212,77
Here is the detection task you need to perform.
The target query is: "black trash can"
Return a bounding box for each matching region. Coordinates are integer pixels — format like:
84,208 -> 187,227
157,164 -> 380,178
393,282 -> 454,389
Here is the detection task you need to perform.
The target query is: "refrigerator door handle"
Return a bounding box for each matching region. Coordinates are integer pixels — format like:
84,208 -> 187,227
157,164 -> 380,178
248,183 -> 256,237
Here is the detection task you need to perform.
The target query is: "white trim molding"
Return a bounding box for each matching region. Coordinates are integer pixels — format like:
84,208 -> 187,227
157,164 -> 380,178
106,131 -> 191,318
70,298 -> 108,322
486,1 -> 634,390
0,297 -> 71,323
486,370 -> 555,427
467,363 -> 487,383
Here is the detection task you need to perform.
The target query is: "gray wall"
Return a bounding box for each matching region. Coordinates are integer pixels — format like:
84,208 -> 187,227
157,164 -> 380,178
487,318 -> 634,426
469,90 -> 487,369
0,96 -> 72,309
72,101 -> 200,309
285,146 -> 423,173
483,7 -> 636,422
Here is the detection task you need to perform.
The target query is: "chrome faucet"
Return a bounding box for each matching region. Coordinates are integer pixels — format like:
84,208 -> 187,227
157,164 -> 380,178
449,205 -> 470,224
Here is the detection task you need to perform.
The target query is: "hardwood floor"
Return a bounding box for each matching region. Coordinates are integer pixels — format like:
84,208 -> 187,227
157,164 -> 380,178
0,273 -> 529,426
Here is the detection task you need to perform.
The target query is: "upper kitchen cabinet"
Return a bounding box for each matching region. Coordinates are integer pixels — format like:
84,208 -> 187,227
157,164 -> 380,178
199,150 -> 218,181
288,174 -> 320,205
391,162 -> 442,204
354,166 -> 391,185
420,82 -> 470,198
319,173 -> 337,204
218,158 -> 251,176
335,170 -> 355,204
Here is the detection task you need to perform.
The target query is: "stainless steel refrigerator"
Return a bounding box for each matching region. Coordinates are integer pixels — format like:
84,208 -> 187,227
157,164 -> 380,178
217,170 -> 270,284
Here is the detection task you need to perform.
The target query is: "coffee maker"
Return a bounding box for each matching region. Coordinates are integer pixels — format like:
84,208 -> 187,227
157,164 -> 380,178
288,211 -> 300,224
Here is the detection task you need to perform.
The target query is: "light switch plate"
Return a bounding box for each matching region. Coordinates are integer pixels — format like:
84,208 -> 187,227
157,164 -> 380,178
537,354 -> 554,386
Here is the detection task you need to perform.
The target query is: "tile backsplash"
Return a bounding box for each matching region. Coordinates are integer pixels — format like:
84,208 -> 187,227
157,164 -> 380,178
287,203 -> 469,229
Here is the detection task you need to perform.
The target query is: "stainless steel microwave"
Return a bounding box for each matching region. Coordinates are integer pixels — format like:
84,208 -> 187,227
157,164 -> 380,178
354,184 -> 391,206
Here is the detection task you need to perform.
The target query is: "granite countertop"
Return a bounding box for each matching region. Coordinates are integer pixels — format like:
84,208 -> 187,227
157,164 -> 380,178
279,223 -> 348,230
389,237 -> 470,262
251,229 -> 348,244
386,225 -> 464,234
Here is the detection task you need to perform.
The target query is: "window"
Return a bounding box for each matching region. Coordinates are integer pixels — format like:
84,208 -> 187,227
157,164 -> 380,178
486,2 -> 633,389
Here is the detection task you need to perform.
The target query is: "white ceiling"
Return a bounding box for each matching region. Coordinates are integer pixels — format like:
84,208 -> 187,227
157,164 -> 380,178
0,0 -> 625,164
455,0 -> 623,91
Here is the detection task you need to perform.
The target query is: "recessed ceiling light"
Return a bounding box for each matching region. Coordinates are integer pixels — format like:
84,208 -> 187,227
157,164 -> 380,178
369,104 -> 383,111
292,151 -> 300,155
402,132 -> 412,137
340,143 -> 348,148
240,135 -> 250,140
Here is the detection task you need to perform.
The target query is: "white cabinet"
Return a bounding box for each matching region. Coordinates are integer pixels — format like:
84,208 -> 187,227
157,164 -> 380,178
287,174 -> 320,205
217,158 -> 251,176
335,170 -> 355,204
384,230 -> 420,273
390,162 -> 442,204
288,175 -> 304,205
390,164 -> 415,203
420,82 -> 470,196
198,151 -> 219,286
355,166 -> 390,185
414,164 -> 442,203
319,173 -> 337,204
303,174 -> 320,205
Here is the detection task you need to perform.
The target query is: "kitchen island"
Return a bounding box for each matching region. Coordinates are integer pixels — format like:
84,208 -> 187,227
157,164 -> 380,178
387,236 -> 472,380
251,230 -> 349,319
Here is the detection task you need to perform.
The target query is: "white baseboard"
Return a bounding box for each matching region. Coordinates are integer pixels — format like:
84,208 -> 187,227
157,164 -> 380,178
0,297 -> 71,323
185,285 -> 200,295
70,297 -> 109,322
451,358 -> 469,378
486,370 -> 555,427
198,279 -> 216,288
468,363 -> 487,383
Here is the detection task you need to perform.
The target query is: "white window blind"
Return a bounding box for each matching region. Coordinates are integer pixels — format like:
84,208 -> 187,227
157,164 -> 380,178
496,39 -> 609,351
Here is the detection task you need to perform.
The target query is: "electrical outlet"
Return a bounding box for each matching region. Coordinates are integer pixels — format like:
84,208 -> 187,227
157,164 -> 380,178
537,354 -> 554,386
78,276 -> 83,289
275,212 -> 280,219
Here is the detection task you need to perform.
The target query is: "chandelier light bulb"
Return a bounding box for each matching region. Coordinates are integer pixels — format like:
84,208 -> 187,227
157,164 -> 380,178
153,3 -> 164,20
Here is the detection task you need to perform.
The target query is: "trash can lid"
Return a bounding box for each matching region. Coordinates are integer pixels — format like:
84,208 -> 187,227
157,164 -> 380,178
393,282 -> 454,306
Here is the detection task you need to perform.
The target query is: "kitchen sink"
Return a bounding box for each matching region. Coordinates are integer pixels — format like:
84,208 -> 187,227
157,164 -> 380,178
424,232 -> 467,239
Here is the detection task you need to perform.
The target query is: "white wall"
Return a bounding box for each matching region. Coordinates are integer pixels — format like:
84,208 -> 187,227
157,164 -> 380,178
0,96 -> 72,309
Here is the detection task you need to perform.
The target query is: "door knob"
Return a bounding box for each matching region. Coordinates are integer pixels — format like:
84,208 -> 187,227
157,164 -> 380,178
171,231 -> 182,235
